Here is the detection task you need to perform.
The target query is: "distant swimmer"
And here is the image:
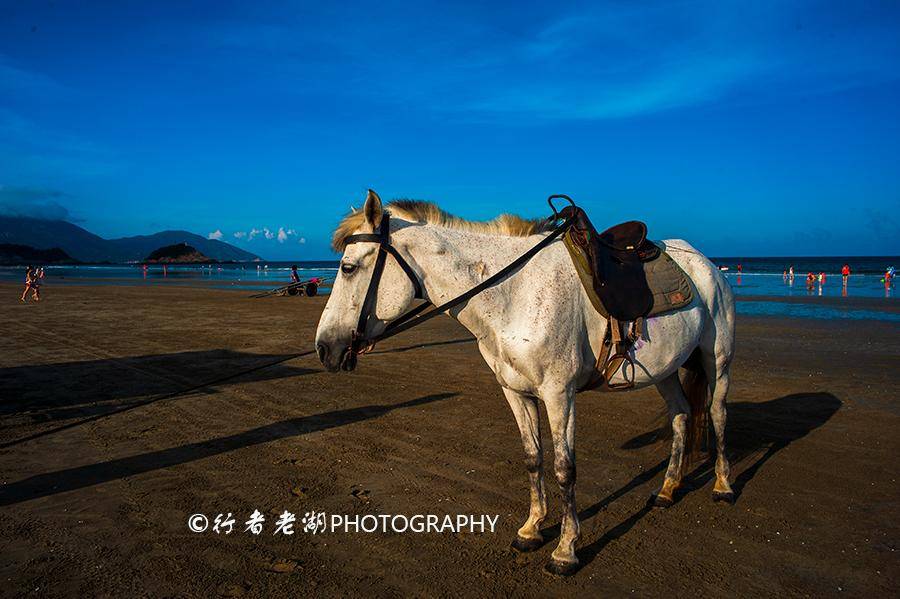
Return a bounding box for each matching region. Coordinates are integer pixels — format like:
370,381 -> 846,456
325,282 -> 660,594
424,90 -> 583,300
291,264 -> 300,283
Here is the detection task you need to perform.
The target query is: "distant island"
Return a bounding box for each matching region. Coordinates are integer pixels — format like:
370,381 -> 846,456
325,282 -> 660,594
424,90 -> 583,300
0,216 -> 261,263
0,243 -> 79,265
145,242 -> 212,264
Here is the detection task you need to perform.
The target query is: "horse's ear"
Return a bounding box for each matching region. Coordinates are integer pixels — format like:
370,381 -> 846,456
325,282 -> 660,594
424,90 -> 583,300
363,189 -> 383,227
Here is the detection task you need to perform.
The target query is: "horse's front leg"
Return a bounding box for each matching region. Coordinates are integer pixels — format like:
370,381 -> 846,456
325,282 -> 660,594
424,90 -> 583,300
502,387 -> 548,552
542,388 -> 580,575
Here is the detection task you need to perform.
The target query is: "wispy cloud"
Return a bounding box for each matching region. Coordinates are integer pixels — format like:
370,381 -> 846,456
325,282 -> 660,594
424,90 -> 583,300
203,2 -> 900,122
0,55 -> 66,96
0,185 -> 75,221
207,229 -> 223,240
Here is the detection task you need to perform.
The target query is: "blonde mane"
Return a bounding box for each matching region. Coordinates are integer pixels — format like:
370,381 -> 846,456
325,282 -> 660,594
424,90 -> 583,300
332,199 -> 553,251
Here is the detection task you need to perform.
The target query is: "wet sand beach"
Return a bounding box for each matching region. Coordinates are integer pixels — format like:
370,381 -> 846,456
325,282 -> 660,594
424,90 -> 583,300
1,283 -> 897,597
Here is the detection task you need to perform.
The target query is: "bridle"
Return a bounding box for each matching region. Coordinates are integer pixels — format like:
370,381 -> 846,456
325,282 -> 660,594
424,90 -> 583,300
342,213 -> 425,360
340,196 -> 577,370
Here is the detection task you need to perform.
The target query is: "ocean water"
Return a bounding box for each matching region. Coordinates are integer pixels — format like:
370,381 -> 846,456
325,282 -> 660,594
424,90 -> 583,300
0,261 -> 338,291
3,256 -> 897,321
710,255 -> 897,276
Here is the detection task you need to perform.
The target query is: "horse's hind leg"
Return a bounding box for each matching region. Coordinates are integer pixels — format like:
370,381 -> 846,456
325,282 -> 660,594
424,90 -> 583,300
652,373 -> 690,507
705,360 -> 735,502
502,387 -> 548,552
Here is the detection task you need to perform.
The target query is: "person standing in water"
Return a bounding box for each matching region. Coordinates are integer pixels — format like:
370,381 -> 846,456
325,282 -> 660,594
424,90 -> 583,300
841,263 -> 851,286
290,265 -> 300,283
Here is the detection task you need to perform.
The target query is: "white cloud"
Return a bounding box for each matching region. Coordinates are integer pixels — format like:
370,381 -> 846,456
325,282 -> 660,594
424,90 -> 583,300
243,226 -> 299,243
298,237 -> 306,244
207,229 -> 223,240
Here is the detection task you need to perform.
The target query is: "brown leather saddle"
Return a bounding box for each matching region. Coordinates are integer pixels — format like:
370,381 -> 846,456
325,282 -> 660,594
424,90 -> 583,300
557,204 -> 692,390
567,215 -> 660,321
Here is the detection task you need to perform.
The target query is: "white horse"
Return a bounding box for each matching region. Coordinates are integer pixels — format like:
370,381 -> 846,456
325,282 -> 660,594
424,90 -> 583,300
315,190 -> 736,575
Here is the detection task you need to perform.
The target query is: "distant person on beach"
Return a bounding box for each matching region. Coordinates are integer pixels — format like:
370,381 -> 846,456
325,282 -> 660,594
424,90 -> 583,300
20,266 -> 42,302
783,269 -> 788,281
20,266 -> 34,302
789,265 -> 794,279
34,267 -> 44,300
806,272 -> 816,291
290,265 -> 300,283
819,272 -> 826,284
841,263 -> 850,285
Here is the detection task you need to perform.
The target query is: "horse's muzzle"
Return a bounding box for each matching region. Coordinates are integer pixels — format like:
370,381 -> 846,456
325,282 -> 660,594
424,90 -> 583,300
316,342 -> 357,372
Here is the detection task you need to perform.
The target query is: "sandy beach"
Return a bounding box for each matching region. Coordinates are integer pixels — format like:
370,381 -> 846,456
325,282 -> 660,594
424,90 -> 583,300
1,283 -> 897,597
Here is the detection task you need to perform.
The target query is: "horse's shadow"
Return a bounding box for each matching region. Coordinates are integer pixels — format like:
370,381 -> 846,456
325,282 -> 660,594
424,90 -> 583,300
539,392 -> 841,570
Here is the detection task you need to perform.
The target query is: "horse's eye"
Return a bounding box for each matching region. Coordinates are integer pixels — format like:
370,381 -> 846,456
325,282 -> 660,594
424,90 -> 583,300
341,262 -> 357,275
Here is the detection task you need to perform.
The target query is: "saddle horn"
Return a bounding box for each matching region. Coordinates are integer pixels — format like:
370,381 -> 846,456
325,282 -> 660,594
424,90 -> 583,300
547,194 -> 576,221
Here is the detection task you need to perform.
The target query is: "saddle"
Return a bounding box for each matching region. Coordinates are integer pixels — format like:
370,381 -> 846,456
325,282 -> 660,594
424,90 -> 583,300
559,205 -> 693,391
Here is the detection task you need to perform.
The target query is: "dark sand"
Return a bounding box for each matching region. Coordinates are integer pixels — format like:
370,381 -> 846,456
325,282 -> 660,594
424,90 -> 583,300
1,283 -> 897,597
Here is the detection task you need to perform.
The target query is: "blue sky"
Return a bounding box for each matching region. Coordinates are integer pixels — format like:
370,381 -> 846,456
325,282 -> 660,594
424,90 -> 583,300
1,0 -> 898,259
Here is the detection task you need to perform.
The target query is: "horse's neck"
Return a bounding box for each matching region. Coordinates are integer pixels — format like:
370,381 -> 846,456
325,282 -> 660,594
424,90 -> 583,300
401,225 -> 553,336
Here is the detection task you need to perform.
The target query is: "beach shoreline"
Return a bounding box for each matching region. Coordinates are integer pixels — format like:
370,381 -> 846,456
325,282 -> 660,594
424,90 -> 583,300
1,283 -> 897,596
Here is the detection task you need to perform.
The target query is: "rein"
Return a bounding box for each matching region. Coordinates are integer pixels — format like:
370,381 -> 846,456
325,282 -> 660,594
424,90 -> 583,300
342,198 -> 575,359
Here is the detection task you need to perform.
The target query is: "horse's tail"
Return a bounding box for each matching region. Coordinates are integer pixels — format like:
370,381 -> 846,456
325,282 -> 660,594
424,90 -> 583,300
680,348 -> 709,465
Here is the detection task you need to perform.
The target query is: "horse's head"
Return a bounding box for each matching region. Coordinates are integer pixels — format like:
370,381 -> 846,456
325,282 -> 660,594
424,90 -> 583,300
315,189 -> 420,372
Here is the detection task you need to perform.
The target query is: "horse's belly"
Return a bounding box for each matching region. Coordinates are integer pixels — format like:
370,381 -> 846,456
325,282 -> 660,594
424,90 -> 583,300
606,305 -> 705,388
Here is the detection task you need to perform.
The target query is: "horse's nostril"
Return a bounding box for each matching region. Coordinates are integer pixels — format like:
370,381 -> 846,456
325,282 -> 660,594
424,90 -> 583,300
340,348 -> 357,371
316,343 -> 329,364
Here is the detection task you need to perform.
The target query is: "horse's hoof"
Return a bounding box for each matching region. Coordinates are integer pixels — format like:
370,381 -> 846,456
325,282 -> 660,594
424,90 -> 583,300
712,490 -> 735,504
511,535 -> 544,553
652,493 -> 674,508
544,558 -> 579,577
